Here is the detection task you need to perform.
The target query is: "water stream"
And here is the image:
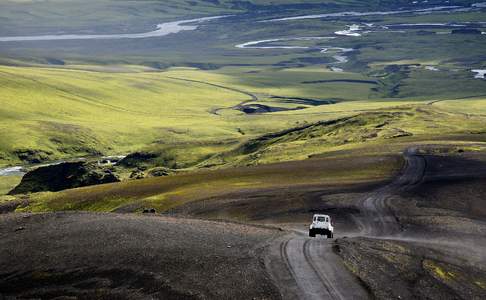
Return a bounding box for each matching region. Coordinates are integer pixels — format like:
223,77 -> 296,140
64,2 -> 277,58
0,16 -> 227,42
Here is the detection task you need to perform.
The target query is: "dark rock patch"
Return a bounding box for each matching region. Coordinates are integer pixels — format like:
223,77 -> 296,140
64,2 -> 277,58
118,151 -> 177,169
8,162 -> 119,195
129,169 -> 146,180
148,167 -> 171,177
118,152 -> 158,168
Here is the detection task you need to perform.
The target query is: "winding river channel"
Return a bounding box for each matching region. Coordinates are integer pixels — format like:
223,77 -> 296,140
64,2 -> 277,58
0,2 -> 483,43
262,4 -> 482,22
0,16 -> 227,42
0,167 -> 25,177
235,2 -> 486,71
236,37 -> 354,65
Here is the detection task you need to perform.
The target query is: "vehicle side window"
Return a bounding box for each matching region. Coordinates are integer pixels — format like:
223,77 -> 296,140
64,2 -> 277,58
326,217 -> 329,222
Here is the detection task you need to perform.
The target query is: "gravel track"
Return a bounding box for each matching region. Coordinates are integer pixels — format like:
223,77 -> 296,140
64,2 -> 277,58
270,148 -> 429,299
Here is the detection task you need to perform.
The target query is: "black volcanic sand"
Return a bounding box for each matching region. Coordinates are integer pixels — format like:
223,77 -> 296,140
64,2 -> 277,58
0,212 -> 282,299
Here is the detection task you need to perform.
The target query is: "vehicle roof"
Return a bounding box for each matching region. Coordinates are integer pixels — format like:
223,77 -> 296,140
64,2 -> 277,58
313,214 -> 330,217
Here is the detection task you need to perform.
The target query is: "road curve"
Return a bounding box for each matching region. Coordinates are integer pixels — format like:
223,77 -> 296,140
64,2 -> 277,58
357,148 -> 426,236
269,149 -> 427,299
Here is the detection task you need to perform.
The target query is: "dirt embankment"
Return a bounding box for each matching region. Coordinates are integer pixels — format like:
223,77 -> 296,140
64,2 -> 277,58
0,212 -> 283,299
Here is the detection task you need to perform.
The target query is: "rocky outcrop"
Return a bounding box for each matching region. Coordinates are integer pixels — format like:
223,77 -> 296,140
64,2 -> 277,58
148,167 -> 170,177
8,162 -> 119,195
118,152 -> 158,168
118,151 -> 177,169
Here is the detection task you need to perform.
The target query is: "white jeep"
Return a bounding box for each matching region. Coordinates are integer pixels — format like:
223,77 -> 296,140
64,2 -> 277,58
309,214 -> 334,238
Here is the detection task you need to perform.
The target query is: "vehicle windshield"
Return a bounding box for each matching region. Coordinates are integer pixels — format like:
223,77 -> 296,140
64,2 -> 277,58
317,217 -> 326,222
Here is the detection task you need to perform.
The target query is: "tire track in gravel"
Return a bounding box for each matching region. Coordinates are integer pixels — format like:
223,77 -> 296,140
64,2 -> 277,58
269,148 -> 427,299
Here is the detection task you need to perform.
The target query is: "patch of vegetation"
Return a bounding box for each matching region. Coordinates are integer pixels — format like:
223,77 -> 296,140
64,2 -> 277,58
16,154 -> 401,213
423,260 -> 456,282
203,105 -> 486,166
0,176 -> 22,195
1,0 -> 486,216
0,64 -> 425,168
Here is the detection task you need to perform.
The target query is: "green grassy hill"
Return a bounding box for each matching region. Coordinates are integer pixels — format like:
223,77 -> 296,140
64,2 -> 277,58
0,65 -> 384,166
1,63 -> 486,168
1,0 -> 486,200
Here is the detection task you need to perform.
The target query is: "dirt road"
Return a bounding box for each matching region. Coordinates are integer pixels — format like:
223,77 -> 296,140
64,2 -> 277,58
269,148 -> 428,299
267,235 -> 370,300
357,147 -> 426,236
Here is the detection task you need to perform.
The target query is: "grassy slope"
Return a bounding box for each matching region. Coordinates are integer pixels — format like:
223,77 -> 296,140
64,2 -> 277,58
1,0 -> 485,205
8,100 -> 486,212
0,65 -> 250,165
435,98 -> 486,116
0,64 -> 422,167
1,63 -> 485,168
0,176 -> 21,195
17,154 -> 402,213
203,104 -> 486,166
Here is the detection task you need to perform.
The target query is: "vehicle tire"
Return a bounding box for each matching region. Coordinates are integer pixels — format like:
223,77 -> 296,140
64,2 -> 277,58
327,232 -> 333,239
309,230 -> 315,237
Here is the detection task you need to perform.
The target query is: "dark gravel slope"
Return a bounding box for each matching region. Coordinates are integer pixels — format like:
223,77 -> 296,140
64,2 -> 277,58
0,212 -> 282,299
